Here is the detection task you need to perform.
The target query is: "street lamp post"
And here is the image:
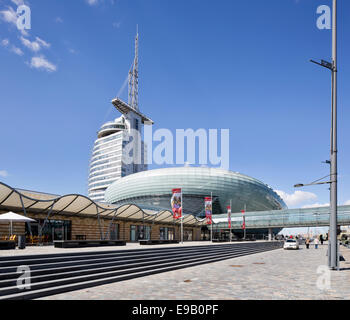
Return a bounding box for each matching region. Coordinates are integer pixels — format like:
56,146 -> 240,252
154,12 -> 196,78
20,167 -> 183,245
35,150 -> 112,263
296,0 -> 339,270
330,0 -> 338,270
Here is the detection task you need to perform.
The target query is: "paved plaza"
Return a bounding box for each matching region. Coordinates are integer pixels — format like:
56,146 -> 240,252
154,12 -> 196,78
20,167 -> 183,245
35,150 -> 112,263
35,243 -> 350,300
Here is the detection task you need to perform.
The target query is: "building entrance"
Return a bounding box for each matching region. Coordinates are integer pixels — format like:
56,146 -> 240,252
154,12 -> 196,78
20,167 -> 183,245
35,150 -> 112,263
25,219 -> 71,243
130,225 -> 151,242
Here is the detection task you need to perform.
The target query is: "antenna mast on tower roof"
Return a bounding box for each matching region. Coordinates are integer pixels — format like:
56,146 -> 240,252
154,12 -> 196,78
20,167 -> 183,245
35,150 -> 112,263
128,26 -> 139,111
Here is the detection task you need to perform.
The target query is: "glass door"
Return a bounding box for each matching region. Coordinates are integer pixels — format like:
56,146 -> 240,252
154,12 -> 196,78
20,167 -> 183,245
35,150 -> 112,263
52,221 -> 64,241
137,225 -> 144,240
109,223 -> 119,240
130,225 -> 136,242
159,228 -> 165,240
168,228 -> 174,240
184,230 -> 193,241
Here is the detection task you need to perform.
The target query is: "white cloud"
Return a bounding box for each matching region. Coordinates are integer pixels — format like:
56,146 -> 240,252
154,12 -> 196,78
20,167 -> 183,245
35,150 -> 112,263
20,29 -> 29,36
20,36 -> 39,51
11,45 -> 23,55
55,17 -> 63,23
86,0 -> 99,5
302,203 -> 329,209
0,4 -> 30,36
112,21 -> 121,28
0,170 -> 8,177
35,37 -> 50,48
68,48 -> 77,54
302,199 -> 350,208
1,39 -> 9,47
29,55 -> 57,72
0,6 -> 17,26
0,3 -> 57,72
1,38 -> 23,56
276,190 -> 317,207
20,36 -> 50,52
11,0 -> 25,5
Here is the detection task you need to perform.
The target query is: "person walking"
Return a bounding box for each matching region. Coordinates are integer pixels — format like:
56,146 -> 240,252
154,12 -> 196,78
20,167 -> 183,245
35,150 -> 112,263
305,238 -> 310,249
320,234 -> 324,245
314,237 -> 319,249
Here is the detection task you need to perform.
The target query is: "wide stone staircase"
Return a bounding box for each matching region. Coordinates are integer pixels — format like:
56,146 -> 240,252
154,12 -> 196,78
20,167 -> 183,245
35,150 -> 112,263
0,241 -> 282,300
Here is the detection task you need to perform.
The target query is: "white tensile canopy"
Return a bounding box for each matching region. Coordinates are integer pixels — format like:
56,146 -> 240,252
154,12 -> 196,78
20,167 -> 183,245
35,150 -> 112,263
0,212 -> 36,236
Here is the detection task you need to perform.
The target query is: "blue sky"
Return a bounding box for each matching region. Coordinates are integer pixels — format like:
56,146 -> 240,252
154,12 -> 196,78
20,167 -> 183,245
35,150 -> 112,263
0,0 -> 349,223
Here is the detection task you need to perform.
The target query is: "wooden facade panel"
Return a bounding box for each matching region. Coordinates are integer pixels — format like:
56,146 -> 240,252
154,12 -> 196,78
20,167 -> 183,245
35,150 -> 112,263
0,210 -> 201,242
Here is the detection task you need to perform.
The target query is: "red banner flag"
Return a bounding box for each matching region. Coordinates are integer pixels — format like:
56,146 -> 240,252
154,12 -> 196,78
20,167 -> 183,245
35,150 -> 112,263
205,197 -> 212,225
227,205 -> 231,228
241,209 -> 246,230
171,188 -> 182,219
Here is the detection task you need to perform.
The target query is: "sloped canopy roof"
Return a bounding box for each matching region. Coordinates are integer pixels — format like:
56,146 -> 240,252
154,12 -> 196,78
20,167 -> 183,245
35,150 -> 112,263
0,182 -> 206,227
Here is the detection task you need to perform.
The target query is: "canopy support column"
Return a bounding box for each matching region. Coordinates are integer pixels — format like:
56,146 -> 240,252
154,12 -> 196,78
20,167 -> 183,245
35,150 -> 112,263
39,201 -> 56,245
19,194 -> 32,237
150,215 -> 156,241
105,209 -> 118,240
96,205 -> 103,240
142,211 -> 145,240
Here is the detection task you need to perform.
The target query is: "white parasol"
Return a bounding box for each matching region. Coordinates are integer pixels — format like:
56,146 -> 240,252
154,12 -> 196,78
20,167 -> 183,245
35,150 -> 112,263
0,212 -> 36,236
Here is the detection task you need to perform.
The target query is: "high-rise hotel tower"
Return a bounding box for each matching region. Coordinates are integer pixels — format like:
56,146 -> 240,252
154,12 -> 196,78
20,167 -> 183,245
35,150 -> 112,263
88,30 -> 154,202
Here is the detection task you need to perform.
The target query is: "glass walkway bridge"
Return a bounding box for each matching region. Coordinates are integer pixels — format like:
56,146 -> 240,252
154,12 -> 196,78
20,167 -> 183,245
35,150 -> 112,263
213,205 -> 350,229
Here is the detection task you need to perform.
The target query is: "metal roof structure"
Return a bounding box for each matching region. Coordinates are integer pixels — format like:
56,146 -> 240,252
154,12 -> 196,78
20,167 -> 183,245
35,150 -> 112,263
111,98 -> 154,124
0,181 -> 206,227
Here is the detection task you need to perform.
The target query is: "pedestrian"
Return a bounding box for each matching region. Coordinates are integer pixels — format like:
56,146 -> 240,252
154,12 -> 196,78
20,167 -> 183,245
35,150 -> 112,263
314,237 -> 319,249
305,238 -> 310,249
320,234 -> 324,245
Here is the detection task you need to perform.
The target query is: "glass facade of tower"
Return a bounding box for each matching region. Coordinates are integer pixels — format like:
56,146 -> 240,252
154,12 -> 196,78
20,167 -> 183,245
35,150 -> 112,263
88,120 -> 124,202
88,116 -> 147,203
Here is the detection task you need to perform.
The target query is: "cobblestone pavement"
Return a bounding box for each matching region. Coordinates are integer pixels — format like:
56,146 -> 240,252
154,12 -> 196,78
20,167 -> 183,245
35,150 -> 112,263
39,244 -> 350,300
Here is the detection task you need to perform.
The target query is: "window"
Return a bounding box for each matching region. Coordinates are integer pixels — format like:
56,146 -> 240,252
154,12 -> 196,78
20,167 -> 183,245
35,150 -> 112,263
109,223 -> 119,240
25,219 -> 72,243
134,119 -> 139,131
184,229 -> 193,241
137,225 -> 150,240
160,227 -> 168,240
130,225 -> 150,241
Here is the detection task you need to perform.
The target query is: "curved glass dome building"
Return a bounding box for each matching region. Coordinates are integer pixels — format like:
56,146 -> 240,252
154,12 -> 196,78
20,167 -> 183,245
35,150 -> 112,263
105,167 -> 287,216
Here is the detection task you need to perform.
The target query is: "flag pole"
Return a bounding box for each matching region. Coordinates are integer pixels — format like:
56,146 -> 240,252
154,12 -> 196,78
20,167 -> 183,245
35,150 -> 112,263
181,189 -> 183,244
211,192 -> 213,242
244,204 -> 246,240
230,199 -> 232,242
